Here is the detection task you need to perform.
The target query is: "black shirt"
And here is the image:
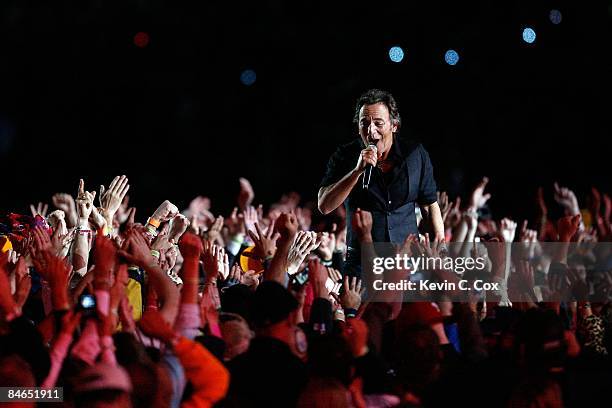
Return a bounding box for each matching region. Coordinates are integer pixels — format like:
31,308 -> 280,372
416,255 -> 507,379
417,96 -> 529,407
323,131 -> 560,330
319,135 -> 438,249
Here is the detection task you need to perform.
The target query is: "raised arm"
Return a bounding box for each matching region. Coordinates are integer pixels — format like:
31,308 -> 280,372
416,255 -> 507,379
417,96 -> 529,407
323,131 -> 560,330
318,145 -> 376,215
118,230 -> 180,325
71,179 -> 96,277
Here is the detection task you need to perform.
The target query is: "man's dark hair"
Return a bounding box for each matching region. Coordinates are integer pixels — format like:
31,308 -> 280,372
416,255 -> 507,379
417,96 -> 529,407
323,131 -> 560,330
353,89 -> 401,129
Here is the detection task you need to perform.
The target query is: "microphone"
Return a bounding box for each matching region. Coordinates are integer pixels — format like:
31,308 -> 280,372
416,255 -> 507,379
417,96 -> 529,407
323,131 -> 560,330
362,143 -> 377,190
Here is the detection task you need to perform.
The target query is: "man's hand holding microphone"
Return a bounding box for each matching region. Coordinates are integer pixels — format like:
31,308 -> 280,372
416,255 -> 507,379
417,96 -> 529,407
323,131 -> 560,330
357,143 -> 378,189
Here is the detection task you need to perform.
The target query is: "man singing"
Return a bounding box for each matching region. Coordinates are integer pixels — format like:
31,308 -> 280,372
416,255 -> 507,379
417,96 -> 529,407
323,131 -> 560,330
318,89 -> 444,276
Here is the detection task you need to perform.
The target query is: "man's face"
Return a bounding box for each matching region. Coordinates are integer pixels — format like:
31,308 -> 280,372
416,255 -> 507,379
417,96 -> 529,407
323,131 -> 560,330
358,102 -> 397,158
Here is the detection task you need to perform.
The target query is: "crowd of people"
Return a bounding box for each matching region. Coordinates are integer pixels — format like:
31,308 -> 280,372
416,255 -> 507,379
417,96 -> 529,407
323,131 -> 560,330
0,174 -> 611,407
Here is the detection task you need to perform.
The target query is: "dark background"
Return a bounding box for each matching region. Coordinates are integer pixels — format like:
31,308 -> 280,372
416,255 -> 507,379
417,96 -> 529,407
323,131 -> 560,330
1,0 -> 610,222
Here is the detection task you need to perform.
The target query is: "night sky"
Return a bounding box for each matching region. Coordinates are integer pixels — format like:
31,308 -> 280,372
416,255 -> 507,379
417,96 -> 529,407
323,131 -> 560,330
1,1 -> 610,222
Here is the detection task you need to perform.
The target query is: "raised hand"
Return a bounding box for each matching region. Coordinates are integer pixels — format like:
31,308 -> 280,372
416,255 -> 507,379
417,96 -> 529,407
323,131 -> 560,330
274,212 -> 299,243
437,191 -> 452,222
224,264 -> 242,287
188,195 -> 211,215
201,241 -> 228,281
225,207 -> 245,237
219,248 -> 229,280
287,231 -> 319,275
468,177 -> 491,211
29,202 -> 49,218
151,223 -> 173,252
151,200 -> 179,223
168,214 -> 190,243
76,179 -> 96,227
247,220 -> 280,260
416,233 -> 446,261
118,230 -> 155,268
114,195 -> 131,226
205,215 -> 225,247
237,177 -> 255,210
438,191 -> 455,225
445,196 -> 462,229
32,225 -> 53,254
499,218 -> 517,243
12,257 -> 31,310
241,269 -> 260,290
351,208 -> 373,243
99,175 -> 130,224
308,258 -> 329,299
553,182 -> 579,215
124,207 -> 137,230
316,231 -> 336,261
518,220 -> 538,258
52,193 -> 78,228
178,232 -> 203,260
397,233 -> 418,258
47,210 -> 67,235
160,246 -> 179,275
242,205 -> 259,236
34,252 -> 71,311
331,275 -> 364,311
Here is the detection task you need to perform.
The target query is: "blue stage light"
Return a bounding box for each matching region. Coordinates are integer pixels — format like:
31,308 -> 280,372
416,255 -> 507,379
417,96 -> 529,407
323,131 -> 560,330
389,46 -> 404,63
444,49 -> 459,66
549,9 -> 562,25
240,69 -> 256,86
522,28 -> 536,43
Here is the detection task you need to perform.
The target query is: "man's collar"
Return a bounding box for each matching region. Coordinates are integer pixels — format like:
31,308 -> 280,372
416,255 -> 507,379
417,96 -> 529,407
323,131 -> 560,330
392,133 -> 420,159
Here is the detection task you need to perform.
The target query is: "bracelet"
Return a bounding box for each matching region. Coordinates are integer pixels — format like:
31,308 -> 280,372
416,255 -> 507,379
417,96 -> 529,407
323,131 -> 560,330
147,217 -> 161,229
150,250 -> 160,259
145,224 -> 158,238
345,308 -> 358,318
